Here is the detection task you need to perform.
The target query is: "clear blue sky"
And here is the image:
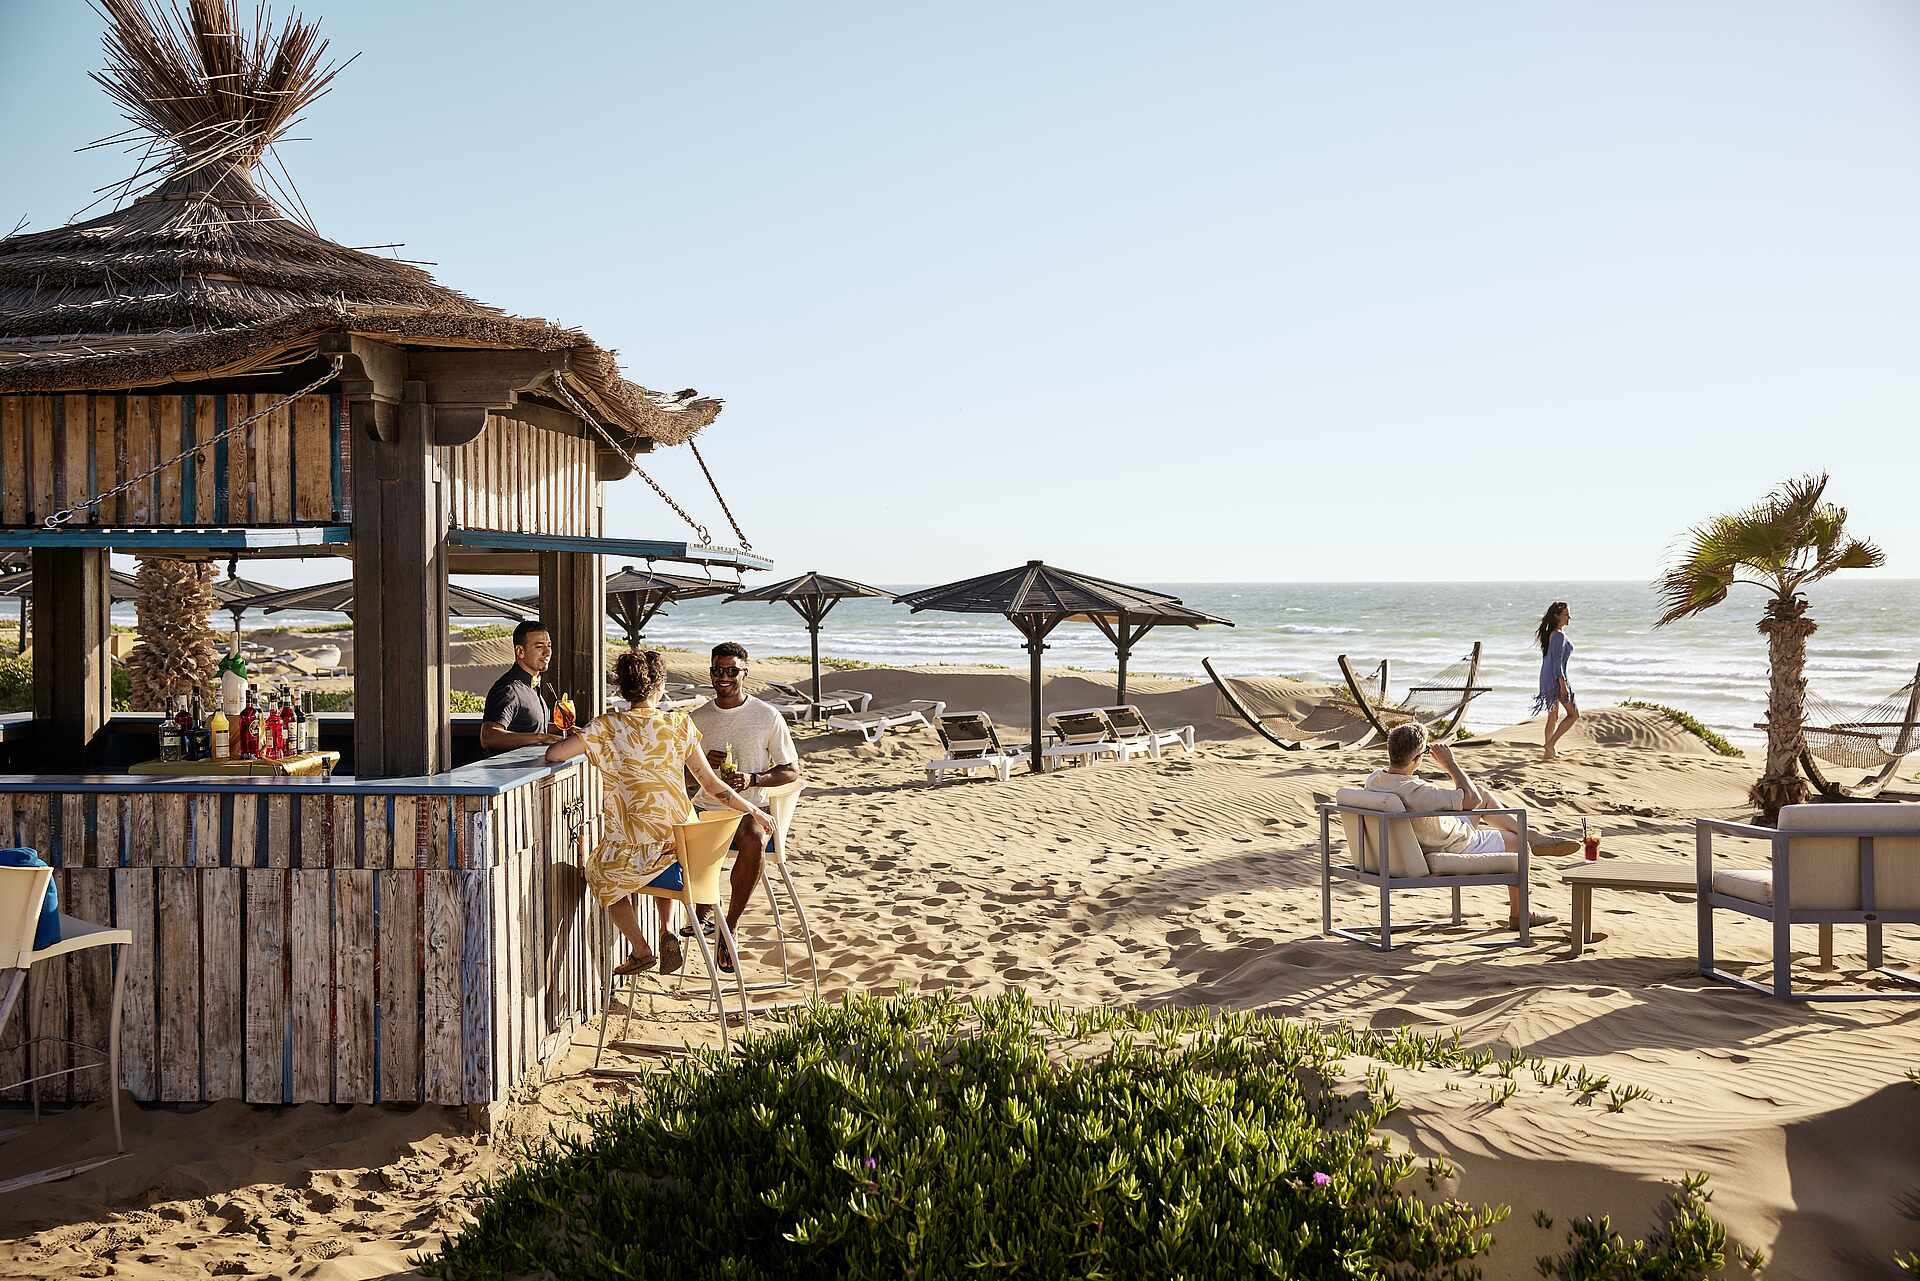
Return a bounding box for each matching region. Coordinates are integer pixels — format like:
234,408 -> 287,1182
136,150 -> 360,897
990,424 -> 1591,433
5,1 -> 1916,585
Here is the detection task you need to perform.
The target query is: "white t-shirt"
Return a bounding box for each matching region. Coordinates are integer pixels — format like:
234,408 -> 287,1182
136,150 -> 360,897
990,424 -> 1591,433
691,696 -> 797,809
1364,769 -> 1472,853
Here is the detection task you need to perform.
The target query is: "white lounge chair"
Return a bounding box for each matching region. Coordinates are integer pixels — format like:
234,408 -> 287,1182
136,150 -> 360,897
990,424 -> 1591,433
1317,789 -> 1533,950
1042,709 -> 1120,769
1086,704 -> 1194,761
770,682 -> 872,719
827,699 -> 945,744
1697,803 -> 1920,1000
927,711 -> 1030,785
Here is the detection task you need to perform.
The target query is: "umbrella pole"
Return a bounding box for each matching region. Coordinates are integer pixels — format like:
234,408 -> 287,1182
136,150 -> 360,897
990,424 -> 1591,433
809,615 -> 822,724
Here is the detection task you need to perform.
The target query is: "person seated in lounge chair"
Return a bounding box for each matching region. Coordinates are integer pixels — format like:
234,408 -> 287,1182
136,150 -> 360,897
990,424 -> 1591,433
1368,722 -> 1555,930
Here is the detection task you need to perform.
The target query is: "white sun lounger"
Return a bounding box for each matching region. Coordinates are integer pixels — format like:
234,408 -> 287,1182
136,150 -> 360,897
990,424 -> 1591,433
827,699 -> 945,744
766,682 -> 872,722
927,711 -> 1030,785
1042,709 -> 1121,769
1100,704 -> 1195,761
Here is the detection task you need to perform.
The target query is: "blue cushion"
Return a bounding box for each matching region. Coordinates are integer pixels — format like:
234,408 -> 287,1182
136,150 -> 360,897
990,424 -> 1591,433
0,849 -> 60,951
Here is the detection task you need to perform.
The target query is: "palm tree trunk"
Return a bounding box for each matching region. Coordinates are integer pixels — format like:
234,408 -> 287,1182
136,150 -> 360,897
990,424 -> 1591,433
1753,593 -> 1815,821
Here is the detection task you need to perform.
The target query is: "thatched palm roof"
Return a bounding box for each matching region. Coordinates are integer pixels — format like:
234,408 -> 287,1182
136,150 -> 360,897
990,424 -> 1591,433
0,0 -> 719,446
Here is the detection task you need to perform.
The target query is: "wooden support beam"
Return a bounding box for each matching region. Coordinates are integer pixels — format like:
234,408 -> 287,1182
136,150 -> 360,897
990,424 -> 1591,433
30,548 -> 111,770
537,550 -> 605,725
351,379 -> 450,777
499,397 -> 585,437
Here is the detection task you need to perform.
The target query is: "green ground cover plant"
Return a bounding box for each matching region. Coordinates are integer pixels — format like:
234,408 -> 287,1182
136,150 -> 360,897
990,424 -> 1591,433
1622,701 -> 1744,758
426,993 -> 1519,1280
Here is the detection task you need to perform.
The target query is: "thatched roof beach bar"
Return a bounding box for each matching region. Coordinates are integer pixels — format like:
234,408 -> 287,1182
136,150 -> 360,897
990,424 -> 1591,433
0,0 -> 765,1115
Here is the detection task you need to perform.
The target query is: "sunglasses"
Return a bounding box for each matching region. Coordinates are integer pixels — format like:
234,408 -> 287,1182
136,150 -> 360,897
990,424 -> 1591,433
710,665 -> 747,678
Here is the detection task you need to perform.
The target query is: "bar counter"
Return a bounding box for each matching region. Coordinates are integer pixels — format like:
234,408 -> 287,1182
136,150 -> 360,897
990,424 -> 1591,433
0,744 -> 611,1110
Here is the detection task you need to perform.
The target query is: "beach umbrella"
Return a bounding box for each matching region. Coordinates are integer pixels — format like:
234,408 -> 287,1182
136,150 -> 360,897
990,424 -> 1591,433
602,566 -> 733,649
246,578 -> 533,622
897,561 -> 1212,772
0,566 -> 143,654
724,572 -> 895,720
210,574 -> 285,642
1068,599 -> 1232,704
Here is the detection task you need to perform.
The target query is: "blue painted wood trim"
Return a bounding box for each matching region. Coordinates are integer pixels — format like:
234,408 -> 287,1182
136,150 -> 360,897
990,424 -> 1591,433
447,528 -> 773,571
329,392 -> 344,520
213,396 -> 229,522
180,396 -> 197,523
0,747 -> 579,798
0,525 -> 352,550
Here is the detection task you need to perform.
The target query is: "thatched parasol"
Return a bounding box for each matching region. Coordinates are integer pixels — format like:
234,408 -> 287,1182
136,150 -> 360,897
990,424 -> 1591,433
246,578 -> 531,622
0,565 -> 143,655
210,573 -> 285,641
725,572 -> 894,720
897,562 -> 1222,771
0,0 -> 719,447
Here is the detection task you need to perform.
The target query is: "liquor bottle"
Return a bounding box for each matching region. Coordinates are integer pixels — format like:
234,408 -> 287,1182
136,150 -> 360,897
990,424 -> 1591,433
269,691 -> 288,759
209,703 -> 230,761
238,686 -> 258,759
293,688 -> 310,754
158,698 -> 182,762
187,694 -> 208,760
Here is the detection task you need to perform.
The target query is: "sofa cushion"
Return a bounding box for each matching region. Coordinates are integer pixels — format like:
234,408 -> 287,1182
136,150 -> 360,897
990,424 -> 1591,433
1425,849 -> 1520,876
1777,803 -> 1920,910
1334,788 -> 1429,877
1712,868 -> 1773,905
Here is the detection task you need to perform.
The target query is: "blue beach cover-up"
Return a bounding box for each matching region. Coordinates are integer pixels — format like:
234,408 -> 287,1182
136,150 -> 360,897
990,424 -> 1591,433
1535,631 -> 1573,716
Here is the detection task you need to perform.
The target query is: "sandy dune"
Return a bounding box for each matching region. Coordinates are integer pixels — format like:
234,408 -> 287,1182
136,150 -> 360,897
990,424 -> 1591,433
2,663 -> 1917,1280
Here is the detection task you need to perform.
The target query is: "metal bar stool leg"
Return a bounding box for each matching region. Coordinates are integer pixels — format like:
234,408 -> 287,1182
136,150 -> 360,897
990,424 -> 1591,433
778,863 -> 822,1000
714,913 -> 752,1038
760,868 -> 793,988
683,887 -> 729,1052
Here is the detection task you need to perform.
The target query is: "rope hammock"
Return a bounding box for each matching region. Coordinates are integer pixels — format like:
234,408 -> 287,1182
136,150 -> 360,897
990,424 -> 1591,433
1335,644 -> 1489,747
1802,673 -> 1920,769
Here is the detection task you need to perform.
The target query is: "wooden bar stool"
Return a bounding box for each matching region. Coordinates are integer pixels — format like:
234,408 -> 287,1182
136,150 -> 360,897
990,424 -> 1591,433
0,864 -> 133,1192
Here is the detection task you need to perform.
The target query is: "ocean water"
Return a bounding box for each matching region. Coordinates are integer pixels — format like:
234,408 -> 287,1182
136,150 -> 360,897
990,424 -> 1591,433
104,578 -> 1918,745
601,579 -> 1920,746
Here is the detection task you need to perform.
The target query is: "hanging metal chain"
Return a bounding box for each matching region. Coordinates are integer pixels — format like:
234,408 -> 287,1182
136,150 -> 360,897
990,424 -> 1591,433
547,376 -> 715,547
43,357 -> 344,529
687,439 -> 751,551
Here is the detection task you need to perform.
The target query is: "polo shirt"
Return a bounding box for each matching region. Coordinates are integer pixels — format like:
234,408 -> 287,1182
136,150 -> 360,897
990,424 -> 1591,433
483,665 -> 552,740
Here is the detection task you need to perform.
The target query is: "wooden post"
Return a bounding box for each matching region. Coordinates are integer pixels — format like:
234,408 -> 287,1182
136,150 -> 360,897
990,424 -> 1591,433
1011,612 -> 1061,774
351,381 -> 449,777
538,550 -> 605,723
30,548 -> 111,770
789,596 -> 840,722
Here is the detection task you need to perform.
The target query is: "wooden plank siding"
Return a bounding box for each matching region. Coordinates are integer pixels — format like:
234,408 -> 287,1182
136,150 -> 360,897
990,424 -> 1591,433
435,413 -> 596,536
0,393 -> 349,527
0,768 -> 612,1105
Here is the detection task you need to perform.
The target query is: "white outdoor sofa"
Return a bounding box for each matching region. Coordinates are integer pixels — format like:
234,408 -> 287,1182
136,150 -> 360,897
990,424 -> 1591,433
1317,788 -> 1533,950
1697,803 -> 1920,1000
927,711 -> 1030,785
827,699 -> 945,744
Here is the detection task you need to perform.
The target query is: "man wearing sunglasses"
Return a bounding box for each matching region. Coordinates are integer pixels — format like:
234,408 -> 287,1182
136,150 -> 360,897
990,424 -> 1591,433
687,641 -> 801,970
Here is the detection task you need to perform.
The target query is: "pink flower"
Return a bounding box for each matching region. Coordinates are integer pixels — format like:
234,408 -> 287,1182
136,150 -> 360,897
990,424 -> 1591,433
1312,1172 -> 1332,1187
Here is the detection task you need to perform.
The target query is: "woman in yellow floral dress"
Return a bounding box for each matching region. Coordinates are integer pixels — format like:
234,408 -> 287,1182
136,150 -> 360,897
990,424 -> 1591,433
545,650 -> 771,974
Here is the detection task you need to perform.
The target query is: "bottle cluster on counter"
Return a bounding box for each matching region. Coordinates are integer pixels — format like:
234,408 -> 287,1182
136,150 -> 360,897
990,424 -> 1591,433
158,684 -> 315,763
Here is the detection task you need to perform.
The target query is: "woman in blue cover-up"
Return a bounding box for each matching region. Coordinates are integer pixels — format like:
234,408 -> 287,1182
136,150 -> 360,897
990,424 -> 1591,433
1535,601 -> 1579,760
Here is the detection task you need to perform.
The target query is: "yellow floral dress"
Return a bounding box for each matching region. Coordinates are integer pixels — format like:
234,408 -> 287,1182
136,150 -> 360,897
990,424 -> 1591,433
579,707 -> 703,905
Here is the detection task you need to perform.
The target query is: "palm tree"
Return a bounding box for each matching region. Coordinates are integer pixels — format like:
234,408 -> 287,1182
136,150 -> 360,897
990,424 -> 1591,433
1655,473 -> 1884,821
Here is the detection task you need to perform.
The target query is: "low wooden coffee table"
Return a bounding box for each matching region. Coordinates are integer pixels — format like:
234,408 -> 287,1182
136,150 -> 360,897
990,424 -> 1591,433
1561,861 -> 1695,957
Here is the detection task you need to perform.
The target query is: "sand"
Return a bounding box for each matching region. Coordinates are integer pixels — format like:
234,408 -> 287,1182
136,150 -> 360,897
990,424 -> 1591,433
2,662 -> 1917,1279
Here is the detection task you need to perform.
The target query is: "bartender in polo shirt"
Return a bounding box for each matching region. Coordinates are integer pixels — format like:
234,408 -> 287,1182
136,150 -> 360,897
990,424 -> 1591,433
479,620 -> 573,754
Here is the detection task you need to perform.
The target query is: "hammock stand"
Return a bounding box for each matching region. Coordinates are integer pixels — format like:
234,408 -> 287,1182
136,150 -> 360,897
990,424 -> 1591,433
1335,643 -> 1489,749
1770,663 -> 1920,800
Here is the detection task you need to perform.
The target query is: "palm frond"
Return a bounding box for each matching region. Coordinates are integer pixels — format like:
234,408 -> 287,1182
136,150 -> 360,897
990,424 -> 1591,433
1804,536 -> 1886,585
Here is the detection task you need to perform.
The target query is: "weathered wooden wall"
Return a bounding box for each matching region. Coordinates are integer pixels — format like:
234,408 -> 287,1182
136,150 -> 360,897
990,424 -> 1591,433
0,765 -> 608,1107
0,392 -> 345,527
437,414 -> 597,536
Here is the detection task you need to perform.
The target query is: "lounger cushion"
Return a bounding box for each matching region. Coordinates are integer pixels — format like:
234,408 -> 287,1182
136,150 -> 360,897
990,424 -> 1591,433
1712,869 -> 1773,905
1334,789 -> 1429,877
1777,802 -> 1920,910
1424,850 -> 1520,875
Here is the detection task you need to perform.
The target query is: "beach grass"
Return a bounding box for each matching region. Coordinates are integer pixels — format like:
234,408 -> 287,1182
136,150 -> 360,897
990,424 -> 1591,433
1622,701 -> 1744,758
